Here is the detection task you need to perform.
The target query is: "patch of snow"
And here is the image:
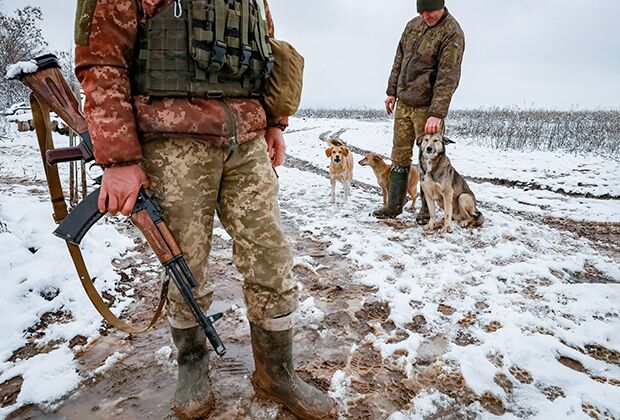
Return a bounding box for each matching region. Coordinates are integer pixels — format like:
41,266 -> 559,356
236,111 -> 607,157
5,60 -> 38,80
0,344 -> 80,417
156,346 -> 173,366
296,297 -> 325,328
93,351 -> 125,376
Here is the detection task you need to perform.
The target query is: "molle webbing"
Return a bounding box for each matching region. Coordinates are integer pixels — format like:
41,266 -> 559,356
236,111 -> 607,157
134,0 -> 274,98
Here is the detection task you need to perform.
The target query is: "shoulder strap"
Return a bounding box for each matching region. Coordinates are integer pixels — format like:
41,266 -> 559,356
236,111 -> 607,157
29,93 -> 166,335
254,0 -> 271,59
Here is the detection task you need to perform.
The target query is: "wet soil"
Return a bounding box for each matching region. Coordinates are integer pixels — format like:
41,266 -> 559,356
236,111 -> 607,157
3,137 -> 619,419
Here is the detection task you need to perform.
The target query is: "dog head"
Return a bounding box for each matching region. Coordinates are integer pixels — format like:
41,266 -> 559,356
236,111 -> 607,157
358,152 -> 383,167
326,145 -> 350,164
418,133 -> 455,160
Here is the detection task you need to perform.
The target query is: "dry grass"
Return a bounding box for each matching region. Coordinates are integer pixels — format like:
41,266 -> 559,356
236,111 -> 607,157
296,108 -> 620,156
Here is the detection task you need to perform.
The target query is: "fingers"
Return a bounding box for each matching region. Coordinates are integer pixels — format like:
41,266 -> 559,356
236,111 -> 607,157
425,121 -> 433,134
273,141 -> 285,167
120,189 -> 138,217
384,98 -> 394,115
106,192 -> 119,216
98,188 -> 108,214
425,120 -> 438,134
140,172 -> 150,189
98,165 -> 147,216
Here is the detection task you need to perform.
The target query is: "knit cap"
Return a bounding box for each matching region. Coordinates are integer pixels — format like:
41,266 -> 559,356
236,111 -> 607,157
417,0 -> 445,13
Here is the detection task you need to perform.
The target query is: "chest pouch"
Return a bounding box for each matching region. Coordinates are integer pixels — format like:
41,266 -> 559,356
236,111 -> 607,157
135,0 -> 274,98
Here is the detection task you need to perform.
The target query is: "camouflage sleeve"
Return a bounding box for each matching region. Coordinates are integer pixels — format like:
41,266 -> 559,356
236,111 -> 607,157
74,0 -> 142,166
386,29 -> 406,97
263,0 -> 288,129
428,31 -> 465,119
264,0 -> 275,38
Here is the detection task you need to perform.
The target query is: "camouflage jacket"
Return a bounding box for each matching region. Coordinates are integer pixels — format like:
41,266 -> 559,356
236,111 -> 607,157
386,9 -> 464,119
75,0 -> 286,166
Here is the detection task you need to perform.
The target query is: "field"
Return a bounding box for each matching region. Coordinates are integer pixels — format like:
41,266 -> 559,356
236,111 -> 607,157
0,110 -> 619,419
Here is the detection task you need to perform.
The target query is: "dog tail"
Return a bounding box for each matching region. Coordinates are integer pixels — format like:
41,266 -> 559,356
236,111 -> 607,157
472,210 -> 485,227
328,138 -> 345,147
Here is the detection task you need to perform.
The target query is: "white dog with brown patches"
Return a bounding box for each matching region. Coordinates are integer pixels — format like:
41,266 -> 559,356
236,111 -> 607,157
325,139 -> 354,203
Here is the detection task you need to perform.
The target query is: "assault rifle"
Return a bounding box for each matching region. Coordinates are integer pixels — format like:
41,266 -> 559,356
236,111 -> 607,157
14,54 -> 226,356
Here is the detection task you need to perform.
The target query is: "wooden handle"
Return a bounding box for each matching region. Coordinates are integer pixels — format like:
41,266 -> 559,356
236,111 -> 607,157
131,210 -> 175,265
21,67 -> 89,135
46,147 -> 87,165
156,221 -> 182,257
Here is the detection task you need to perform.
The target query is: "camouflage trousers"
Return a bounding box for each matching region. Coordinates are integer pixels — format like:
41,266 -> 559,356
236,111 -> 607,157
390,102 -> 431,168
141,136 -> 299,330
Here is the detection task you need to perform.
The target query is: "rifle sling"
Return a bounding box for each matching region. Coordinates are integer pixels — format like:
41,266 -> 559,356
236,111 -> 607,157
30,93 -> 166,335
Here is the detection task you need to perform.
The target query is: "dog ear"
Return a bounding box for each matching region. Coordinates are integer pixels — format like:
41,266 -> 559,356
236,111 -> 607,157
415,135 -> 425,146
443,136 -> 456,145
325,147 -> 333,158
341,147 -> 350,157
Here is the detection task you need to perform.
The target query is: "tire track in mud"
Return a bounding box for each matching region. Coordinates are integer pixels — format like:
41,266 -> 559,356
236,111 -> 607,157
324,138 -> 620,200
283,155 -> 381,195
285,150 -> 620,257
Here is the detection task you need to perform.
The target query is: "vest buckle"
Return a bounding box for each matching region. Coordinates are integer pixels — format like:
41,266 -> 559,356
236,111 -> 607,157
209,41 -> 228,72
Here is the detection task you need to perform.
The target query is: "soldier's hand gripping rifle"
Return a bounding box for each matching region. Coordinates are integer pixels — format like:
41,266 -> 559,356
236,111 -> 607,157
15,54 -> 226,356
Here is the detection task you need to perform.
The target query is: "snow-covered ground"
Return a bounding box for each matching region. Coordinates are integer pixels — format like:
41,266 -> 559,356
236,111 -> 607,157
0,128 -> 154,418
287,117 -> 620,222
0,117 -> 619,419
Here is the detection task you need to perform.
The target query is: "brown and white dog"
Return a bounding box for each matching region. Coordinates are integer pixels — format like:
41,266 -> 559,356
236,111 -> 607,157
325,139 -> 354,203
358,152 -> 420,209
418,133 -> 484,233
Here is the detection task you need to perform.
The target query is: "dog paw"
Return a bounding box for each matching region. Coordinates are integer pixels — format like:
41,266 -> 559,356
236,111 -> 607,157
424,219 -> 437,232
440,225 -> 453,234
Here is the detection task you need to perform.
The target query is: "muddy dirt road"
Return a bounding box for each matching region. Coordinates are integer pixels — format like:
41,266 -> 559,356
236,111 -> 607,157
2,140 -> 619,420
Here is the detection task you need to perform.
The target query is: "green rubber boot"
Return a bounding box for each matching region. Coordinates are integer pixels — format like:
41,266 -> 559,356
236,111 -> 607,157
373,165 -> 409,219
171,326 -> 214,419
250,322 -> 336,419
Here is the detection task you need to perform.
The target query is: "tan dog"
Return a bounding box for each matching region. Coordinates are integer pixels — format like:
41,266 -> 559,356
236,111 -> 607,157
419,133 -> 484,234
325,139 -> 354,203
358,152 -> 420,209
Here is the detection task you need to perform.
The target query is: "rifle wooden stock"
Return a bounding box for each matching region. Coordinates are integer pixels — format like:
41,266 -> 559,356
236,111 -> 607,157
20,59 -> 89,136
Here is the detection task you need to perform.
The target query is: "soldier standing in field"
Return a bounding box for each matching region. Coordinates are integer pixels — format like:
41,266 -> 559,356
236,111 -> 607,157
74,0 -> 334,418
374,0 -> 465,223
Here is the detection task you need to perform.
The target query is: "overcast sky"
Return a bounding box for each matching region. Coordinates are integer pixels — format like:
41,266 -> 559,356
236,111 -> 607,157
4,0 -> 620,110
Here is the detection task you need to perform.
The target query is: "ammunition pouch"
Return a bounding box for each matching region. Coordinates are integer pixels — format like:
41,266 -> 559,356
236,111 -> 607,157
134,0 -> 274,98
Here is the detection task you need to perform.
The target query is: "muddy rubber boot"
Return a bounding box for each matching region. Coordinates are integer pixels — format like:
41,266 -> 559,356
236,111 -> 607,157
171,326 -> 214,420
250,322 -> 336,419
372,166 -> 409,219
416,189 -> 430,225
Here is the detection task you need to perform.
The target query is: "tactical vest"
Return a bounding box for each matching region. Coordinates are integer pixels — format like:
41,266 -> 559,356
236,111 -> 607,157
134,0 -> 274,98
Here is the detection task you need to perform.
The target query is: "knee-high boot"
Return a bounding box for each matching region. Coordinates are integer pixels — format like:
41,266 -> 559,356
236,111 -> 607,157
171,325 -> 214,419
250,322 -> 335,419
372,165 -> 409,219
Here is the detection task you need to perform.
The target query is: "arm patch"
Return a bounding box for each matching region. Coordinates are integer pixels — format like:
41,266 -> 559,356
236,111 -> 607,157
75,0 -> 98,46
447,42 -> 460,66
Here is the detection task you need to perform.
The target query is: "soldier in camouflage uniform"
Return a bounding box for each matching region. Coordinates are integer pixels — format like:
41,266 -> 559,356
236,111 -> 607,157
374,0 -> 465,223
74,0 -> 334,418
